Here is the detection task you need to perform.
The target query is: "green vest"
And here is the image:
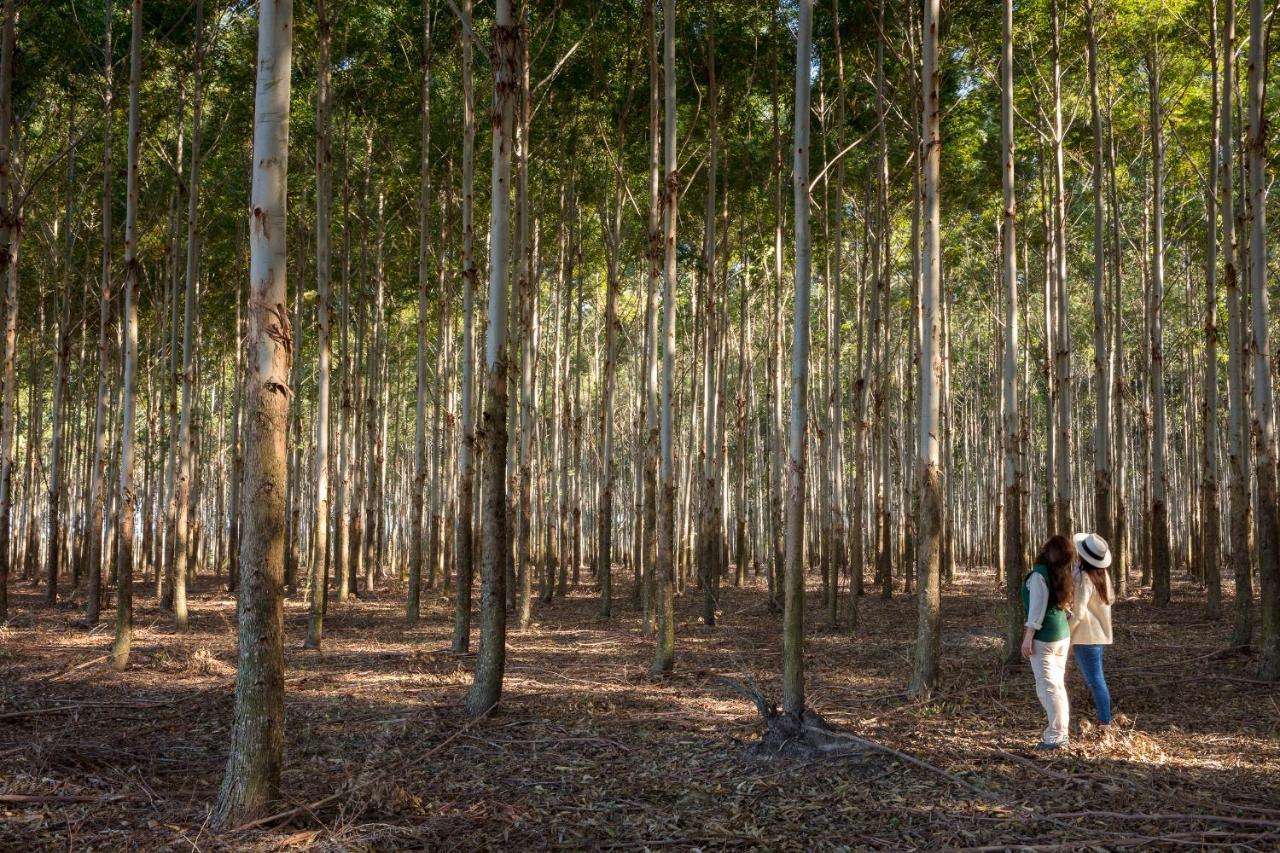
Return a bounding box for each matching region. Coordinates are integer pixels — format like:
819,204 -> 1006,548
1021,563 -> 1069,642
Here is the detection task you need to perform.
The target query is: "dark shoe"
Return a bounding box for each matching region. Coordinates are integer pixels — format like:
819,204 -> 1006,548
1034,740 -> 1067,751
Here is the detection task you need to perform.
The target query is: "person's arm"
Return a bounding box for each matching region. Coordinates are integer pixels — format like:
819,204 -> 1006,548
1068,568 -> 1088,629
1022,573 -> 1047,658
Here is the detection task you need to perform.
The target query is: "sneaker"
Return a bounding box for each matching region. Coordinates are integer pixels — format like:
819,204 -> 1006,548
1034,740 -> 1068,751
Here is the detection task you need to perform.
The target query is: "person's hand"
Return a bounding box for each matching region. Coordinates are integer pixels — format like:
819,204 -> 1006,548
1021,635 -> 1034,659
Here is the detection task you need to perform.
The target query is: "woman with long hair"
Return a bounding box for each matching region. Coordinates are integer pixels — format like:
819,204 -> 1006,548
1070,532 -> 1115,730
1021,534 -> 1075,750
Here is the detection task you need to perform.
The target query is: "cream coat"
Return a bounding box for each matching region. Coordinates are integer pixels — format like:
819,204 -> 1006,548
1068,565 -> 1113,645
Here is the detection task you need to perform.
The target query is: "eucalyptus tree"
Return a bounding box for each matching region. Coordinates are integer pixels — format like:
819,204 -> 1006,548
1202,0 -> 1222,618
653,0 -> 677,676
1001,0 -> 1024,666
110,0 -> 143,672
306,0 -> 336,649
781,0 -> 812,717
171,0 -> 207,631
1086,1 -> 1112,556
467,0 -> 519,718
211,0 -> 294,826
909,0 -> 942,701
1246,0 -> 1280,680
1147,42 -> 1171,608
0,0 -> 14,621
452,0 -> 478,655
1222,0 -> 1252,649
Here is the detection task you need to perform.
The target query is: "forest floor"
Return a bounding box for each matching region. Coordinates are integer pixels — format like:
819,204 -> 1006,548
2,567 -> 1278,851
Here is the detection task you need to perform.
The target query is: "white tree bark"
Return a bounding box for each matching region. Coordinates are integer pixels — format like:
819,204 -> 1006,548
211,0 -> 293,827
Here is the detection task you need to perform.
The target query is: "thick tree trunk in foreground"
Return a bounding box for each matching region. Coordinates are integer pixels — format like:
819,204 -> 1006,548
781,0 -> 812,718
466,0 -> 518,718
909,0 -> 943,701
211,0 -> 293,827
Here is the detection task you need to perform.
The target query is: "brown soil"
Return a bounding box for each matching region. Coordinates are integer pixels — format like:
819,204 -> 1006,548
2,570 -> 1277,850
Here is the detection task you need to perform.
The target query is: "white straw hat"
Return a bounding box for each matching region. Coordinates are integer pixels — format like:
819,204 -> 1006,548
1073,532 -> 1112,569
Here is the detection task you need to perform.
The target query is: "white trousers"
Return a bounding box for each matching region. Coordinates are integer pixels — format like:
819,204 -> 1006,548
1029,638 -> 1070,744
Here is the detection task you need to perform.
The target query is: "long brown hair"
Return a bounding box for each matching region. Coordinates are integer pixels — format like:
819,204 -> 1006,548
1082,565 -> 1111,605
1032,535 -> 1075,610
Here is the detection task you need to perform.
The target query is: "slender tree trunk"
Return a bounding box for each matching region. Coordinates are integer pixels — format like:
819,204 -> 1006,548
909,0 -> 943,700
306,0 -> 334,647
1000,0 -> 1024,665
171,0 -> 205,630
1148,46 -> 1172,607
653,0 -> 678,675
699,0 -> 720,628
408,0 -> 431,627
1247,0 -> 1280,678
1086,1 -> 1112,555
0,3 -> 24,613
211,0 -> 293,827
642,0 -> 660,630
1223,0 -> 1252,648
109,0 -> 143,671
782,0 -> 813,717
452,0 -> 478,654
1050,0 -> 1072,534
1204,0 -> 1223,619
466,0 -> 518,717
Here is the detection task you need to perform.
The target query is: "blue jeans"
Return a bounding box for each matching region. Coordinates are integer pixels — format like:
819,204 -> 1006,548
1072,644 -> 1112,724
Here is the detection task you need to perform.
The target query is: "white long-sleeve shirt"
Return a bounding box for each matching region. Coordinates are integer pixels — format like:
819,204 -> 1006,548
1024,572 -> 1049,631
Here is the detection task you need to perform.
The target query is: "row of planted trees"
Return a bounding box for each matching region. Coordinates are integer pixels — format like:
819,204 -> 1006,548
1,0 -> 1279,825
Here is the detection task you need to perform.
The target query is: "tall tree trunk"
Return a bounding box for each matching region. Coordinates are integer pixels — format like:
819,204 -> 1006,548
1050,0 -> 1072,534
1000,0 -> 1024,665
782,0 -> 813,717
642,0 -> 660,630
1204,0 -> 1223,619
211,0 -> 293,826
1247,0 -> 1280,678
828,0 -> 847,628
653,0 -> 678,675
171,0 -> 205,630
699,0 -> 720,628
1223,0 -> 1252,648
908,0 -> 943,700
452,0 -> 478,654
515,14 -> 534,627
1148,45 -> 1172,607
1086,1 -> 1112,555
0,0 -> 19,613
466,0 -> 518,717
408,0 -> 431,627
306,0 -> 335,647
109,0 -> 143,671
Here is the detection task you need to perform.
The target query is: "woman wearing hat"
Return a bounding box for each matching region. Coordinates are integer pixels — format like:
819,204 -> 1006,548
1070,532 -> 1115,729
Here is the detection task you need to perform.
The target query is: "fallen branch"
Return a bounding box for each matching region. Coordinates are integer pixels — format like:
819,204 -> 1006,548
0,793 -> 131,804
0,699 -> 178,722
